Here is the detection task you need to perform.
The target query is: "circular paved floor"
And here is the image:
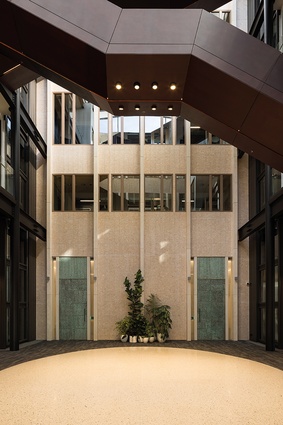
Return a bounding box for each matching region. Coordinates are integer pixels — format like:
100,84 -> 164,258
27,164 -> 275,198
1,347 -> 283,424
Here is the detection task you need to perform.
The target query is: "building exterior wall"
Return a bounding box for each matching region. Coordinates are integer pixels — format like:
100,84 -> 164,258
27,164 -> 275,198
42,78 -> 249,342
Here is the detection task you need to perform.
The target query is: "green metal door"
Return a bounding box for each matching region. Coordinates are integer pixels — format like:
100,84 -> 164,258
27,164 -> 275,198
59,257 -> 87,340
197,257 -> 225,340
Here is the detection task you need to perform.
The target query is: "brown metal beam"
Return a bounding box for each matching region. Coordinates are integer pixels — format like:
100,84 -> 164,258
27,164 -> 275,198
1,0 -> 283,170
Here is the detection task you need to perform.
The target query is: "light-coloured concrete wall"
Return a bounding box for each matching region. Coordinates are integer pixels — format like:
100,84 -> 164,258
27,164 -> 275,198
52,145 -> 93,174
191,212 -> 234,257
98,145 -> 140,174
97,213 -> 140,339
52,212 -> 94,257
144,213 -> 187,340
191,145 -> 234,174
144,145 -> 187,174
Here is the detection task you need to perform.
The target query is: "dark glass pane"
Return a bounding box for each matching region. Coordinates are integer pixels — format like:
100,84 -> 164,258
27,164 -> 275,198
271,168 -> 282,195
145,175 -> 161,210
20,175 -> 27,211
211,134 -> 220,144
75,175 -> 93,211
20,269 -> 27,303
99,175 -> 108,211
176,175 -> 186,211
176,117 -> 185,144
20,133 -> 28,175
64,93 -> 73,144
112,175 -> 122,211
53,175 -> 62,211
163,117 -> 172,145
191,175 -> 209,211
212,175 -> 220,211
260,269 -> 266,303
113,116 -> 121,144
54,94 -> 62,144
191,125 -> 208,144
75,97 -> 93,144
223,175 -> 231,211
64,175 -> 72,211
163,175 -> 172,211
123,176 -> 139,211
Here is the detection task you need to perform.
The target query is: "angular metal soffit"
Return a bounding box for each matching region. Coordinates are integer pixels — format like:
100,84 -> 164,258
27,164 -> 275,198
0,0 -> 283,171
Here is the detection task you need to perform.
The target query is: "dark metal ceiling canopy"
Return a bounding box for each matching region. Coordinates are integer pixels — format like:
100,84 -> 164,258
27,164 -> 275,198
1,0 -> 283,171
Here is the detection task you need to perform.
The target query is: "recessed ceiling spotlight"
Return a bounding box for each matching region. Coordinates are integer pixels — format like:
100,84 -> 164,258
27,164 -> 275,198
115,82 -> 122,90
135,104 -> 140,110
152,82 -> 158,90
151,105 -> 157,111
168,105 -> 173,111
170,82 -> 177,90
134,82 -> 140,90
118,105 -> 124,111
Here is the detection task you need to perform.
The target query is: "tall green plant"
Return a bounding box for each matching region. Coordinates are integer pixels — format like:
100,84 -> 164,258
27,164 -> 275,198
145,293 -> 172,339
123,269 -> 147,336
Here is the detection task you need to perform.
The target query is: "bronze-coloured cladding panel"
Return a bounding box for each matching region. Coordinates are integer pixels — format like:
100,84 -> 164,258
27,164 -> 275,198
10,0 -> 120,51
107,0 -> 227,12
180,101 -> 238,143
7,4 -> 108,97
1,0 -> 283,169
109,8 -> 201,46
183,55 -> 262,131
195,12 -> 280,82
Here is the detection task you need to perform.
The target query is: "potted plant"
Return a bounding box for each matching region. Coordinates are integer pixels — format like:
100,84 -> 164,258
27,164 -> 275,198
154,304 -> 172,342
146,322 -> 156,343
145,294 -> 172,342
115,316 -> 130,342
123,269 -> 147,341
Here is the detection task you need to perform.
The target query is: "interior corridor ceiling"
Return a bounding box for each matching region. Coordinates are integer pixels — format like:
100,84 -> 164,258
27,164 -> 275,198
1,0 -> 283,171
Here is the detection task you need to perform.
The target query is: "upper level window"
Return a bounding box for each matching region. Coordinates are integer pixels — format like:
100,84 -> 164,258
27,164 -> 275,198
99,175 -> 109,211
211,10 -> 230,23
54,93 -> 94,144
191,175 -> 232,211
0,114 -> 14,195
176,117 -> 185,144
145,175 -> 173,211
190,125 -> 228,145
112,175 -> 140,211
145,117 -> 173,144
53,174 -> 93,211
100,110 -> 109,144
19,85 -> 29,111
113,116 -> 139,144
176,175 -> 186,211
272,169 -> 283,196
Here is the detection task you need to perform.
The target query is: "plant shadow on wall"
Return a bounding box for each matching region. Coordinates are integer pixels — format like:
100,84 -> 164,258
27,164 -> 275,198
115,270 -> 172,343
